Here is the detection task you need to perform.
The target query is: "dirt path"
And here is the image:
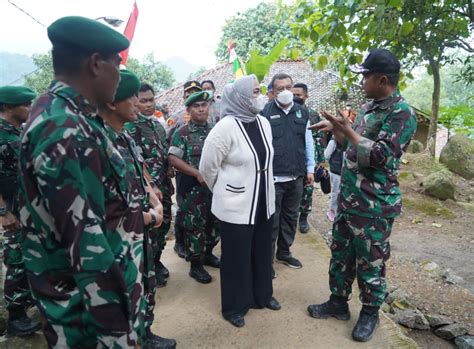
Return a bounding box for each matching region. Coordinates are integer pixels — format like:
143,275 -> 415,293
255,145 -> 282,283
150,231 -> 416,348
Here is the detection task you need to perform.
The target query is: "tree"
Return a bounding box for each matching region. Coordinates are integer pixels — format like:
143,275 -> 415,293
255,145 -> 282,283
215,3 -> 312,62
25,53 -> 53,94
187,66 -> 207,80
24,52 -> 175,95
125,53 -> 175,92
285,0 -> 473,156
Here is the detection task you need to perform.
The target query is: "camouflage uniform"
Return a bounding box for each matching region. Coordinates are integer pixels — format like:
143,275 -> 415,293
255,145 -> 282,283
299,109 -> 326,215
19,81 -> 145,348
169,121 -> 219,261
0,119 -> 34,314
105,125 -> 157,340
329,91 -> 416,307
126,114 -> 174,269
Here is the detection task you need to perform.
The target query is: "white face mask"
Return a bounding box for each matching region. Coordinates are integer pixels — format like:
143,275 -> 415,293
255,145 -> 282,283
276,89 -> 294,105
249,94 -> 267,114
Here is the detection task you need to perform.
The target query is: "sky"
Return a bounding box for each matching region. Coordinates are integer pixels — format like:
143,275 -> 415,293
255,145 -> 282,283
0,0 -> 271,68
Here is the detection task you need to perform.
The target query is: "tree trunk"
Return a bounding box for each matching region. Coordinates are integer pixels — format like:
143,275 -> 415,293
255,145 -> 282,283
427,57 -> 441,157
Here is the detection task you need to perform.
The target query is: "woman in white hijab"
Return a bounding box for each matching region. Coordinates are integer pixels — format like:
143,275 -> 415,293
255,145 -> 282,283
199,75 -> 280,328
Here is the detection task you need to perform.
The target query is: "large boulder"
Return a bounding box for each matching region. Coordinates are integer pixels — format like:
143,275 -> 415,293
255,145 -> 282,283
394,309 -> 430,330
435,323 -> 468,340
439,134 -> 474,180
422,170 -> 456,200
406,140 -> 424,153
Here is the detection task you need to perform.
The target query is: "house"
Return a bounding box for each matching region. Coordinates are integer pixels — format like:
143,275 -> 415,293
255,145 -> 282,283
155,60 -> 365,116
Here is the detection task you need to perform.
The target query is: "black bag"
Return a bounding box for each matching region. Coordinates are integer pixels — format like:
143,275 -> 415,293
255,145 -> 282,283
319,169 -> 331,194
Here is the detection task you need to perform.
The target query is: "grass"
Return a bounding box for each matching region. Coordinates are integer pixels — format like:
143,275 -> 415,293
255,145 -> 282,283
403,197 -> 456,219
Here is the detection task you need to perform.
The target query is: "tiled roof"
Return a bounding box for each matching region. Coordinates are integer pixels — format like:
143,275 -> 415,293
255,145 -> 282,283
155,60 -> 365,116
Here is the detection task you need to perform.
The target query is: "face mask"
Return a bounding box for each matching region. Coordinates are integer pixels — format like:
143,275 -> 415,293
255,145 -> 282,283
249,94 -> 267,114
293,95 -> 305,105
276,89 -> 294,105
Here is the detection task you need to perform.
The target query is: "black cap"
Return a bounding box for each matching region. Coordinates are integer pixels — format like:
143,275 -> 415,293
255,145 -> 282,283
183,80 -> 202,92
350,49 -> 400,75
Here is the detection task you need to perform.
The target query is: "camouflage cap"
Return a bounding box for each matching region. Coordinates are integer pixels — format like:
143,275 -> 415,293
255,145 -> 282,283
114,70 -> 140,102
350,48 -> 400,75
185,91 -> 213,107
47,16 -> 130,54
0,86 -> 37,105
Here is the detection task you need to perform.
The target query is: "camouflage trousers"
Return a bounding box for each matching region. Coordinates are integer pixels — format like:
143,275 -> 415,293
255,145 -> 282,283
175,185 -> 219,262
139,228 -> 158,340
329,212 -> 393,308
2,227 -> 34,312
299,181 -> 313,215
149,185 -> 172,267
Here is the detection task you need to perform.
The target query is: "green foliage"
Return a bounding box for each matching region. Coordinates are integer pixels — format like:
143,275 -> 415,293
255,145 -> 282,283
439,105 -> 474,139
284,0 -> 473,156
245,39 -> 290,82
24,52 -> 53,94
126,53 -> 175,93
215,3 -> 313,62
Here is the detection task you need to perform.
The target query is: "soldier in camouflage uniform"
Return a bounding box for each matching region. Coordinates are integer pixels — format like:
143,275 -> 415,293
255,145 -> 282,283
125,82 -> 174,288
307,49 -> 417,342
100,69 -> 176,349
18,16 -> 147,348
292,83 -> 327,233
169,91 -> 220,284
0,85 -> 41,337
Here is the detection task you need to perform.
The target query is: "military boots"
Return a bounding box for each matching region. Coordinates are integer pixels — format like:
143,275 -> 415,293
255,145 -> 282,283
307,295 -> 350,320
352,306 -> 380,342
7,310 -> 41,337
299,213 -> 310,234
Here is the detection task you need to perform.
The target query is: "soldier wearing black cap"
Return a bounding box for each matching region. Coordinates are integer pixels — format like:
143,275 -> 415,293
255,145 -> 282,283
0,86 -> 41,336
307,48 -> 417,342
17,16 -> 174,348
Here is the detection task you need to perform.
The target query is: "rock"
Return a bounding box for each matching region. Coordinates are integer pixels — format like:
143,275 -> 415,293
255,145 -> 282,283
439,134 -> 474,180
407,140 -> 424,153
395,309 -> 430,330
443,269 -> 464,284
435,323 -> 468,340
385,288 -> 411,306
422,170 -> 456,200
421,261 -> 439,273
455,335 -> 474,349
381,302 -> 391,313
425,313 -> 454,328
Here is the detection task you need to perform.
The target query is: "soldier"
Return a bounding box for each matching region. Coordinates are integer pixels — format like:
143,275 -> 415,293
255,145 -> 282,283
18,16 -> 145,348
292,83 -> 327,233
126,82 -> 174,288
99,69 -> 176,349
169,91 -> 220,284
201,79 -> 221,124
307,49 -> 417,342
0,85 -> 41,336
165,80 -> 202,259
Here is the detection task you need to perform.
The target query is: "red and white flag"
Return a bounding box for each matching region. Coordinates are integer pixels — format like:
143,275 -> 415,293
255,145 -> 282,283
120,1 -> 139,66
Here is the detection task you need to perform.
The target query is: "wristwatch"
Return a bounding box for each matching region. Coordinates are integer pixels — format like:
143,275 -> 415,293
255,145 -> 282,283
148,212 -> 157,227
0,207 -> 7,216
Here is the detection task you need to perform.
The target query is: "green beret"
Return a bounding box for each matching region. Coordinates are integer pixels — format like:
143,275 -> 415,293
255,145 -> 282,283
48,16 -> 130,53
185,91 -> 213,107
114,70 -> 140,102
0,86 -> 37,105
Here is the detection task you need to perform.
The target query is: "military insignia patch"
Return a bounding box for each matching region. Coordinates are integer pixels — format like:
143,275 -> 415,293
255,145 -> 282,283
296,110 -> 302,119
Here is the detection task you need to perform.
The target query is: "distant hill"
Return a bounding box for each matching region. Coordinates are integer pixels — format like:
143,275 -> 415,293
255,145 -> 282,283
0,52 -> 35,86
164,56 -> 199,83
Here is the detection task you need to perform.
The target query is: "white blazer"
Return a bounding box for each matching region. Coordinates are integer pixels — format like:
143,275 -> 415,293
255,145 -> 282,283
199,115 -> 275,225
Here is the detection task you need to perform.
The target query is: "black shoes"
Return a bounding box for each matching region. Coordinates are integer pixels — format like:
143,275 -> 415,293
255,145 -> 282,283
173,243 -> 186,259
307,297 -> 351,320
265,297 -> 281,311
272,266 -> 276,279
189,261 -> 212,284
7,314 -> 41,337
203,253 -> 220,268
155,272 -> 167,288
299,213 -> 310,233
276,255 -> 302,269
225,314 -> 245,328
156,261 -> 170,279
143,330 -> 177,349
352,308 -> 380,342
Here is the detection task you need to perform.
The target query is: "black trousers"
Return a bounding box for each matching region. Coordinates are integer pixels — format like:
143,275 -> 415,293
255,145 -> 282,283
273,177 -> 304,258
219,214 -> 274,319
